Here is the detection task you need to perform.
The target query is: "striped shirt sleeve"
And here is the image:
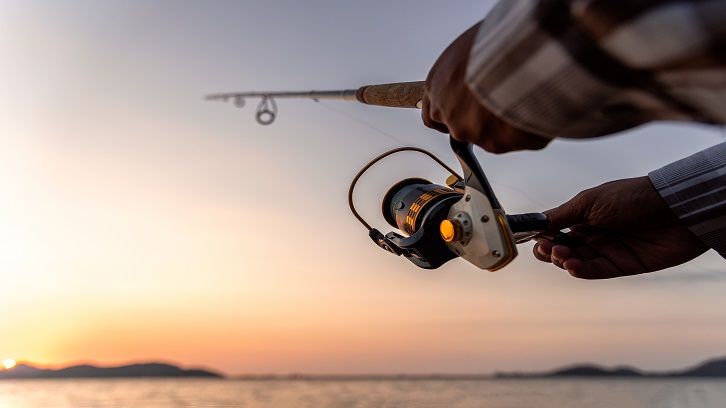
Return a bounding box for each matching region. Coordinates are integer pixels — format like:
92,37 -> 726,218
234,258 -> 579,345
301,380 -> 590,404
464,0 -> 726,254
466,0 -> 726,139
649,142 -> 726,255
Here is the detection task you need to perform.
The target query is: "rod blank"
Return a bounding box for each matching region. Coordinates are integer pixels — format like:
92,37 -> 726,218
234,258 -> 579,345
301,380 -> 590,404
205,81 -> 424,125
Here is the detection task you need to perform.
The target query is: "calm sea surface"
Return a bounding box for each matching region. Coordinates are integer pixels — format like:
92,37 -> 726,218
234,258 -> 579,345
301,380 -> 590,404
0,378 -> 725,408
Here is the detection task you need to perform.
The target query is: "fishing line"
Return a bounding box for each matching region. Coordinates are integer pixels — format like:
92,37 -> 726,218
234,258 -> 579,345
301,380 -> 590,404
315,100 -> 409,147
490,181 -> 551,209
206,81 -> 553,210
319,100 -> 550,209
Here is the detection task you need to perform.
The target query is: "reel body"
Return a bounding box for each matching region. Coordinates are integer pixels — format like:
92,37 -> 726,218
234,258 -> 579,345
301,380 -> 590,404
350,137 -> 552,270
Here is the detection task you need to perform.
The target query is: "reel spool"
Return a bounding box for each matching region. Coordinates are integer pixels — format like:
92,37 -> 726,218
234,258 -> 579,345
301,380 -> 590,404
382,178 -> 461,236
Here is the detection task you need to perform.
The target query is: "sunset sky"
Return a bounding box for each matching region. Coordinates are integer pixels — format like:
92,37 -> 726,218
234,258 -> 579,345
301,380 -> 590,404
2,0 -> 726,376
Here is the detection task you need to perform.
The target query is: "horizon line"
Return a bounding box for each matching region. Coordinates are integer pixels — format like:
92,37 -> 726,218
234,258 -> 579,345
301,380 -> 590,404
5,354 -> 726,379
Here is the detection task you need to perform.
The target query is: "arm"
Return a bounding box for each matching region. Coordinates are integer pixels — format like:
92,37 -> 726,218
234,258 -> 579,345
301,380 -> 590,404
425,0 -> 726,276
424,0 -> 726,152
421,21 -> 551,153
649,142 -> 726,257
533,175 -> 709,279
533,143 -> 726,279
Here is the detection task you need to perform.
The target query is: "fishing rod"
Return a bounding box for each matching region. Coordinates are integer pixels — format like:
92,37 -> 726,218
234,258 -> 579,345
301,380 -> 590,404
205,81 -> 424,124
206,81 -> 563,271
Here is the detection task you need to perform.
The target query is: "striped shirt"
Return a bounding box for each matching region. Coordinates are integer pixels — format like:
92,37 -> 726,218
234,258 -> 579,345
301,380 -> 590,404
466,0 -> 726,254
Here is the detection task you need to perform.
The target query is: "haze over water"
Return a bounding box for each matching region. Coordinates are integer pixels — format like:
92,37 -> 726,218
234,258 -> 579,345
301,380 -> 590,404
1,378 -> 725,408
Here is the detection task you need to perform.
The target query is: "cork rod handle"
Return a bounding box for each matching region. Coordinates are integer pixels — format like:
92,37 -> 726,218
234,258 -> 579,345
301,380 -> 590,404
356,81 -> 424,109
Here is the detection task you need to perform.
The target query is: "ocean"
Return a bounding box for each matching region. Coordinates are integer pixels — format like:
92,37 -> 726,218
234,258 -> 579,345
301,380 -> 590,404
0,378 -> 725,408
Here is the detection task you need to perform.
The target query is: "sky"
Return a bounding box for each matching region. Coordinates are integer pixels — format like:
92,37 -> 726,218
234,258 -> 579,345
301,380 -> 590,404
1,0 -> 726,377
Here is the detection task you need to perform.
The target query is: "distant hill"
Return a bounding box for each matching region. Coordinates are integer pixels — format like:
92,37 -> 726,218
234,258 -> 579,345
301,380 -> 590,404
669,356 -> 726,377
547,365 -> 643,377
0,362 -> 223,380
494,365 -> 643,379
495,356 -> 726,378
5,356 -> 726,380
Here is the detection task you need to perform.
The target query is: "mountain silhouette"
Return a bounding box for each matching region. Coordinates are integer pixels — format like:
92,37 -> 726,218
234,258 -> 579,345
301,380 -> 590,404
4,356 -> 726,380
496,356 -> 726,378
547,365 -> 643,377
0,362 -> 222,379
669,356 -> 726,377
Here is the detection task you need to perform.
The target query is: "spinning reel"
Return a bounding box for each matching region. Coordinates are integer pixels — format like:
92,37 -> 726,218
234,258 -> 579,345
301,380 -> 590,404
349,137 -> 556,270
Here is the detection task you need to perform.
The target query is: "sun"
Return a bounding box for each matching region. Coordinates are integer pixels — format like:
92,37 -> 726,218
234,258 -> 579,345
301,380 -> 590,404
2,359 -> 16,369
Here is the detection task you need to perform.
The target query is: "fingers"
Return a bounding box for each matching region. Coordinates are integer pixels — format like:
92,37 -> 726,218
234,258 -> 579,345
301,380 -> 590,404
533,240 -> 553,262
533,232 -> 604,277
533,240 -> 570,268
421,96 -> 450,134
533,237 -> 643,280
473,126 -> 551,154
533,240 -> 609,279
446,111 -> 551,154
564,257 -> 630,280
550,244 -> 572,269
422,114 -> 450,134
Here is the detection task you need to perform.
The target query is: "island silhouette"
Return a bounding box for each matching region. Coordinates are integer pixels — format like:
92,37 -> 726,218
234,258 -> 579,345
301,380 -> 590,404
0,362 -> 222,379
495,355 -> 726,379
1,356 -> 725,380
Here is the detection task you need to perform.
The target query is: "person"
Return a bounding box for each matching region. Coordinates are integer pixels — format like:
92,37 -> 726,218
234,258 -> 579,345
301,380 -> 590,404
421,0 -> 726,279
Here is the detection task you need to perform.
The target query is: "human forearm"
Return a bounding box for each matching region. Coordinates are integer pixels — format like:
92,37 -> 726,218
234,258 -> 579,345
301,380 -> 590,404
648,141 -> 726,256
466,0 -> 726,139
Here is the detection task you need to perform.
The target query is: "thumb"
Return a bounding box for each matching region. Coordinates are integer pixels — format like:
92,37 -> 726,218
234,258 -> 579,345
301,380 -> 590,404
542,192 -> 593,232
